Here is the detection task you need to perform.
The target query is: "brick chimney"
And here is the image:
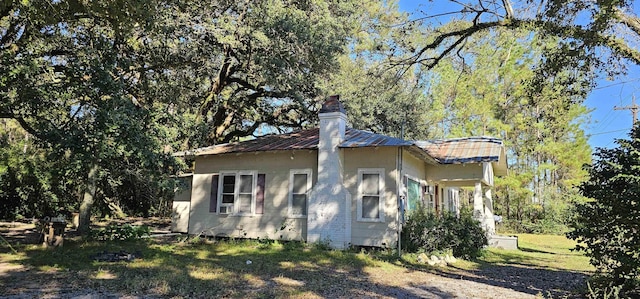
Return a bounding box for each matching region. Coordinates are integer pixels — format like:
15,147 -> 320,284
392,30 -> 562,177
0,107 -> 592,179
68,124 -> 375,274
318,95 -> 347,166
307,95 -> 352,249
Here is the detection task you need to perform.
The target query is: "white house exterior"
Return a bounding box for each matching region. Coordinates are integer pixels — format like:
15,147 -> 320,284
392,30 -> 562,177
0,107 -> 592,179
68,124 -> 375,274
172,96 -> 507,249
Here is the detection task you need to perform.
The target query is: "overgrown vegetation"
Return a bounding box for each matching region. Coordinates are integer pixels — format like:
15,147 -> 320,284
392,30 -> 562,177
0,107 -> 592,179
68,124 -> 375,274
401,207 -> 487,258
568,127 -> 640,296
89,224 -> 151,241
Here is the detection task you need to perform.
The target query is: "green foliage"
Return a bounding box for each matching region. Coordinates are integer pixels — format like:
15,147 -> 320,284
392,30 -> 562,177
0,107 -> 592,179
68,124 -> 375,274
0,120 -> 79,219
401,207 -> 487,259
331,19 -> 593,230
148,0 -> 367,146
587,282 -> 623,299
498,193 -> 575,235
89,224 -> 151,241
0,0 -> 372,223
568,127 -> 640,293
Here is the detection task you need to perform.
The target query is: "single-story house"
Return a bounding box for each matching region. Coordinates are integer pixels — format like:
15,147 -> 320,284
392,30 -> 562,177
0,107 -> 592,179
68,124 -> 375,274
172,96 -> 507,249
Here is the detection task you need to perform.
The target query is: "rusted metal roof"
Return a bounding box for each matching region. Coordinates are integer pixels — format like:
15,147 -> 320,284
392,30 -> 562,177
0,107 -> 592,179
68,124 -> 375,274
189,128 -> 321,156
178,130 -> 506,175
415,137 -> 504,164
341,129 -> 413,147
184,128 -> 413,157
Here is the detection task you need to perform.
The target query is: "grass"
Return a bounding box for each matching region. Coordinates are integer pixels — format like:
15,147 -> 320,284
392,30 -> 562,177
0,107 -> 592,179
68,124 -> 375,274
0,233 -> 594,298
478,234 -> 594,273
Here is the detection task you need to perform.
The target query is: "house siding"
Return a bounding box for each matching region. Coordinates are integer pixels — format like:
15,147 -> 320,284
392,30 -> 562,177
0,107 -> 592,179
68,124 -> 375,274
425,163 -> 485,186
402,148 -> 427,183
188,150 -> 317,240
343,147 -> 400,247
171,175 -> 192,233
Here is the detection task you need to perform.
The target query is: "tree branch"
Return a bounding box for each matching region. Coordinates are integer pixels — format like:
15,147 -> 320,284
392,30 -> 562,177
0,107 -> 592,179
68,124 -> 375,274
614,7 -> 640,37
397,16 -> 640,72
0,111 -> 47,141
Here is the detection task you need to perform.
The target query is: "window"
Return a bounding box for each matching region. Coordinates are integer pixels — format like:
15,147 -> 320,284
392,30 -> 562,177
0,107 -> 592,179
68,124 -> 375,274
357,168 -> 385,222
220,174 -> 237,214
405,177 -> 422,212
446,188 -> 459,214
215,171 -> 263,215
424,185 -> 437,212
289,169 -> 312,217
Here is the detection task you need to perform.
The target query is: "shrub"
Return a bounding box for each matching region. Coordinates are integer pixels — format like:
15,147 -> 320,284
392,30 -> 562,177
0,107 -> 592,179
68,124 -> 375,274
568,127 -> 640,293
401,207 -> 487,259
90,224 -> 151,241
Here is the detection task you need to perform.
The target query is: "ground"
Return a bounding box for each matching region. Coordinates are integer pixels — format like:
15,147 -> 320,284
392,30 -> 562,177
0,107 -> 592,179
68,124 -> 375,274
0,219 -> 590,299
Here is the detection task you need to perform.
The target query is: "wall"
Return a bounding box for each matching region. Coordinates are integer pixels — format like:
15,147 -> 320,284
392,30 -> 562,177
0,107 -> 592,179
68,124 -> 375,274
425,163 -> 484,186
402,149 -> 428,183
343,147 -> 406,247
188,150 -> 317,241
171,175 -> 192,233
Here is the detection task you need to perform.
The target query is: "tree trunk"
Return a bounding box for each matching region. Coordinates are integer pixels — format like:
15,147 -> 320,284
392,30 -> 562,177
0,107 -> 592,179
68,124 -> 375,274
78,164 -> 98,235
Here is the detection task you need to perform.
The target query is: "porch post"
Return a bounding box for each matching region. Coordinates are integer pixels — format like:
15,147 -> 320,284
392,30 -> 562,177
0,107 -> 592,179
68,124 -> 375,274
484,188 -> 495,235
473,182 -> 484,224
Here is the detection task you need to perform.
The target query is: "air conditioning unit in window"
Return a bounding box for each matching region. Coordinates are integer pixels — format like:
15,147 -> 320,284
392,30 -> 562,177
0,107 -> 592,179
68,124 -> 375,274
425,185 -> 434,195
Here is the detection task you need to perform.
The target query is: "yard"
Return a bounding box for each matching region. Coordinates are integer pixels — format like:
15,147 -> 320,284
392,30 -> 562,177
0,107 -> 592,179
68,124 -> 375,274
0,220 -> 593,298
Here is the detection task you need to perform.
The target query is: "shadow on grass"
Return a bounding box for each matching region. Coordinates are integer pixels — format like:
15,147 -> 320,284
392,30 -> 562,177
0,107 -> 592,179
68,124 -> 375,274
395,250 -> 590,299
0,222 -> 591,299
518,246 -> 557,255
0,237 -> 458,298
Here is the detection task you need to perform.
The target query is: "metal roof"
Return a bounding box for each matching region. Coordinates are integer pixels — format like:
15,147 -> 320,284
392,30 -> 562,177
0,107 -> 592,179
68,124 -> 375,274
190,128 -> 320,156
415,137 -> 504,164
183,128 -> 414,157
177,130 -> 506,175
341,129 -> 413,147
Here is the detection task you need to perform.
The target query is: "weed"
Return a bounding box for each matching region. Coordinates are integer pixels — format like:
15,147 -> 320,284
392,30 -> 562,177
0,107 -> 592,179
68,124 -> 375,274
89,224 -> 150,241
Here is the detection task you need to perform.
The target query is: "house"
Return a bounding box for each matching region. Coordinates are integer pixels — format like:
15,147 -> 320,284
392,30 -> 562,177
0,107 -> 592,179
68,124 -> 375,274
172,96 -> 507,249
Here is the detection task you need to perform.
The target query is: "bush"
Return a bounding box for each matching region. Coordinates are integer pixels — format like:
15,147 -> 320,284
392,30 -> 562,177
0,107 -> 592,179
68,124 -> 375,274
568,127 -> 640,293
499,218 -> 568,235
401,207 -> 487,259
89,224 -> 151,241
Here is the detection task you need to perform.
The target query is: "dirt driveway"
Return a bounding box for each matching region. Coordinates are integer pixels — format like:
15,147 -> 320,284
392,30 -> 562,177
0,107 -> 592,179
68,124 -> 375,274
0,220 -> 588,299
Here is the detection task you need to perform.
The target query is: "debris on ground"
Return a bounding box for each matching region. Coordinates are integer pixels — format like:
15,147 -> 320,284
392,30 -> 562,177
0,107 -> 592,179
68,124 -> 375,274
91,250 -> 141,262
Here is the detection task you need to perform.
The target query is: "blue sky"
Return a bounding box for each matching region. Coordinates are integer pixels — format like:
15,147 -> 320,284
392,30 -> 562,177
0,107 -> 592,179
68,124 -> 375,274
397,0 -> 639,150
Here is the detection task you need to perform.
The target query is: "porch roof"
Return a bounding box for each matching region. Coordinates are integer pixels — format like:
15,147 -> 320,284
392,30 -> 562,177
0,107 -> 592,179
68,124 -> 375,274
415,137 -> 508,175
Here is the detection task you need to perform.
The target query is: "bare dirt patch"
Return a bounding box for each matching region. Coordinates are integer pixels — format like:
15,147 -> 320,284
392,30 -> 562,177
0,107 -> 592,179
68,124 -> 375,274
0,219 -> 587,298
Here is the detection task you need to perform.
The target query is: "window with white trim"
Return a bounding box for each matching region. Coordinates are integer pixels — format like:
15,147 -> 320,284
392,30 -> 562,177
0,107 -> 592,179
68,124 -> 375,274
446,188 -> 460,214
357,168 -> 385,222
288,169 -> 312,217
218,171 -> 257,215
426,185 -> 435,212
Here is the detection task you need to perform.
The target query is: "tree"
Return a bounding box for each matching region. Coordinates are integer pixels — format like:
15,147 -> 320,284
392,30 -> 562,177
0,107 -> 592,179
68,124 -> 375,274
321,3 -> 592,230
392,0 -> 640,80
318,0 -> 435,140
0,120 -> 79,219
1,0 -> 375,232
147,0 -> 366,148
0,0 -> 177,232
568,127 -> 640,292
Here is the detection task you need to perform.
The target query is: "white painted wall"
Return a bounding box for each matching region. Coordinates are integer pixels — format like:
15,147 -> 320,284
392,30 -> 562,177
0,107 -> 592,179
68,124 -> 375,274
307,111 -> 351,249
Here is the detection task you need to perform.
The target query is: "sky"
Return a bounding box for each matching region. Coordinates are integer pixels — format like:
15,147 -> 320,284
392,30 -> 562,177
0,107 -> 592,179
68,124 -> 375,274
397,0 -> 639,150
